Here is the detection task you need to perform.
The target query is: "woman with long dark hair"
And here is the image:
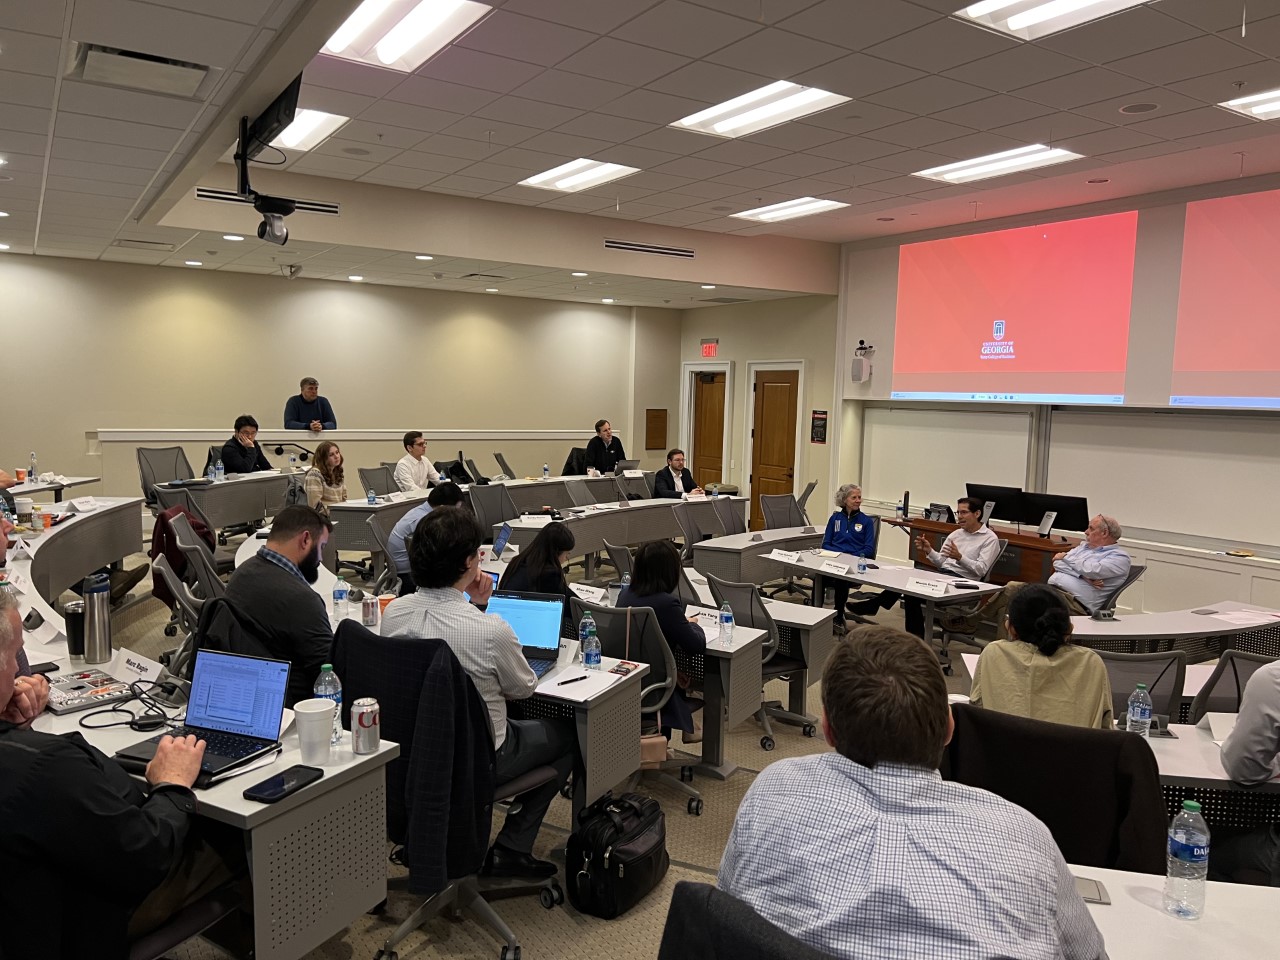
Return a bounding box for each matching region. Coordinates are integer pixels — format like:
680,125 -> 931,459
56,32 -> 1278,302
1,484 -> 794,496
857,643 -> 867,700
499,522 -> 576,631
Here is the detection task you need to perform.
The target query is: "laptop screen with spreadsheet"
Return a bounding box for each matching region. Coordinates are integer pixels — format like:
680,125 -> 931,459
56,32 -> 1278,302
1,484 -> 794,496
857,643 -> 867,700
185,650 -> 289,740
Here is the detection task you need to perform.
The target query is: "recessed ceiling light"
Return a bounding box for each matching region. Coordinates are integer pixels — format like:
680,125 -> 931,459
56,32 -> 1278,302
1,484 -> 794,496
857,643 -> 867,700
323,0 -> 492,73
520,158 -> 640,193
1220,86 -> 1280,119
0,244 -> 10,251
271,109 -> 350,152
185,260 -> 202,266
486,287 -> 498,292
601,298 -> 615,304
0,158 -> 7,166
0,211 -> 9,218
701,284 -> 716,289
348,275 -> 364,281
876,217 -> 895,222
673,81 -> 851,138
1118,102 -> 1159,115
731,197 -> 850,223
414,254 -> 434,260
571,271 -> 589,277
955,0 -> 1150,41
222,234 -> 244,241
913,144 -> 1082,184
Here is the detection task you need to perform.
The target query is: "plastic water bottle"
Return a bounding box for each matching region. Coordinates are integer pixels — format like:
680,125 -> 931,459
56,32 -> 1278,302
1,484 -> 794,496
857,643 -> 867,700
289,454 -> 297,472
29,451 -> 37,480
366,488 -> 376,505
719,602 -> 735,644
543,462 -> 550,480
1127,682 -> 1153,738
1163,800 -> 1210,920
621,572 -> 632,592
332,575 -> 349,619
438,469 -> 447,484
214,458 -> 225,482
313,664 -> 343,744
205,463 -> 216,482
856,554 -> 867,574
579,612 -> 600,670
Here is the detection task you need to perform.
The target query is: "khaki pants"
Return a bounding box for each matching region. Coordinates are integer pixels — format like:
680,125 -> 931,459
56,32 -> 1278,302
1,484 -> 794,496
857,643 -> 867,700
951,581 -> 1091,639
128,821 -> 247,940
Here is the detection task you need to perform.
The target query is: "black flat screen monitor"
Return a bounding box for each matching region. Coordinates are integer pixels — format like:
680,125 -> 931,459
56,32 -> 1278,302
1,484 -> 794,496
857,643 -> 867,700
965,483 -> 1024,522
1022,492 -> 1090,532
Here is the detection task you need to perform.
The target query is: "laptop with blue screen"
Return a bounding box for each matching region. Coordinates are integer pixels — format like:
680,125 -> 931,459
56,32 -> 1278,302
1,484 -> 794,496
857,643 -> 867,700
115,650 -> 290,776
486,591 -> 564,679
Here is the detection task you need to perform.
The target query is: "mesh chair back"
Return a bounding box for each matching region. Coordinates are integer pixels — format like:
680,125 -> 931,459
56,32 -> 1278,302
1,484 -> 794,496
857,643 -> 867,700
465,459 -> 487,484
152,555 -> 204,637
615,475 -> 649,500
365,514 -> 402,596
671,501 -> 703,562
358,466 -> 396,497
137,446 -> 194,504
1098,564 -> 1146,613
706,573 -> 779,660
796,480 -> 817,522
982,539 -> 1010,582
494,452 -> 516,478
868,516 -> 882,560
1095,649 -> 1186,721
170,512 -> 226,600
711,496 -> 747,536
760,494 -> 804,529
1188,650 -> 1276,724
569,599 -> 675,714
602,540 -> 634,579
470,483 -> 520,532
564,478 -> 595,506
676,566 -> 702,608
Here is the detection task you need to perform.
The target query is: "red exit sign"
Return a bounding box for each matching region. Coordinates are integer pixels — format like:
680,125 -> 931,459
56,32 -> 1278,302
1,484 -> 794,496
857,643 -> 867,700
701,339 -> 719,358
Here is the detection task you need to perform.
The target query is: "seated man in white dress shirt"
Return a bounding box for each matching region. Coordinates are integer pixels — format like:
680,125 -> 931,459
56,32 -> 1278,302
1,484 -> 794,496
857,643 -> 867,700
719,625 -> 1107,960
393,431 -> 433,493
653,448 -> 703,499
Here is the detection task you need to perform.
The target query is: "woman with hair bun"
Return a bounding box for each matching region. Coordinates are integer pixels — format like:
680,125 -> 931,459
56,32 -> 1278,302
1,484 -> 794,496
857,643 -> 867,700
969,582 -> 1113,730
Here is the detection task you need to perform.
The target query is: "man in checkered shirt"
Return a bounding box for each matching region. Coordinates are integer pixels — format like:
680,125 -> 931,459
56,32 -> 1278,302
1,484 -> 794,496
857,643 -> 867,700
718,625 -> 1107,960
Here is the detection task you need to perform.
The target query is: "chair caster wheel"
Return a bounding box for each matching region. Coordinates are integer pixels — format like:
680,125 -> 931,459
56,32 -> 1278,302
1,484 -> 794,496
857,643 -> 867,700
539,887 -> 555,909
218,533 -> 228,546
374,951 -> 396,960
559,780 -> 572,800
760,735 -> 775,751
943,665 -> 953,676
501,946 -> 521,960
688,797 -> 703,816
164,624 -> 178,637
680,766 -> 694,782
802,724 -> 816,738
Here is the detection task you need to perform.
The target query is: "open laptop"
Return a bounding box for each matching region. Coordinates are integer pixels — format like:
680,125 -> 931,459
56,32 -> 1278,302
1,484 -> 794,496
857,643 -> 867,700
486,591 -> 565,679
613,459 -> 640,475
492,522 -> 512,561
115,649 -> 290,777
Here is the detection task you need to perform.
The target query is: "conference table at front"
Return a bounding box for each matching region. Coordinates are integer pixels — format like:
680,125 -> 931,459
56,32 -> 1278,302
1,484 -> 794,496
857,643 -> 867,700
11,495 -> 144,606
8,474 -> 100,502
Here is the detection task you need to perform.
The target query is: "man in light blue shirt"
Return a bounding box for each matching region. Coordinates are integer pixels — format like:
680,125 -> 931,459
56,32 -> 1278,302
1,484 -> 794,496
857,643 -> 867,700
387,482 -> 463,594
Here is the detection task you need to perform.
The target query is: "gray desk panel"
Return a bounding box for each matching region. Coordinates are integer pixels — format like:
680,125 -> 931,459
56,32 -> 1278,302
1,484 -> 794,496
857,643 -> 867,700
693,530 -> 821,584
176,474 -> 289,530
30,499 -> 143,603
507,482 -> 575,512
327,498 -> 423,553
723,642 -> 763,729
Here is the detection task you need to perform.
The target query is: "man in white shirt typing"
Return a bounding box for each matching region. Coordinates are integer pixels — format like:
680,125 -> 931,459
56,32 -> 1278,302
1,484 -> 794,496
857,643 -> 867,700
393,431 -> 434,493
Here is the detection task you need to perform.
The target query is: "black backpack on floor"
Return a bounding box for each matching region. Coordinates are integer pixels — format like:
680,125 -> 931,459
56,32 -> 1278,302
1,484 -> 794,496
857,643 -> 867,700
567,792 -> 669,919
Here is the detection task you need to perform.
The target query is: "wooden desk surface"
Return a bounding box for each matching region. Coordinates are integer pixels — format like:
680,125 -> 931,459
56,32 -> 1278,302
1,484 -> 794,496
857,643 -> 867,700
885,516 -> 1081,586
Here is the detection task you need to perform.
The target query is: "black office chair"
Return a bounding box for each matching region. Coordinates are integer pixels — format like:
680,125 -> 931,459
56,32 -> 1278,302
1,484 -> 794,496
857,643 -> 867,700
364,514 -> 402,597
602,540 -> 634,580
1187,650 -> 1276,724
1095,649 -> 1187,725
358,466 -> 397,497
658,882 -> 834,960
561,447 -> 588,476
759,495 -> 812,599
707,573 -> 818,751
676,565 -> 704,608
136,446 -> 194,510
671,501 -> 709,564
795,480 -> 817,522
170,514 -> 228,601
493,452 -> 517,479
465,458 -> 489,484
127,884 -> 244,960
1097,564 -> 1146,614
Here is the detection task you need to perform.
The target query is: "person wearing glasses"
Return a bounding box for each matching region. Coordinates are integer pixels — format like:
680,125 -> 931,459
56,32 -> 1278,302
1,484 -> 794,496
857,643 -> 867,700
394,431 -> 433,492
219,415 -> 272,474
654,448 -> 703,499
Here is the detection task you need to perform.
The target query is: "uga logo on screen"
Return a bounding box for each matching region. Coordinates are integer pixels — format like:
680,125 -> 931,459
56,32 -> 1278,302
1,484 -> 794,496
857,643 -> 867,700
992,320 -> 1005,340
981,319 -> 1016,359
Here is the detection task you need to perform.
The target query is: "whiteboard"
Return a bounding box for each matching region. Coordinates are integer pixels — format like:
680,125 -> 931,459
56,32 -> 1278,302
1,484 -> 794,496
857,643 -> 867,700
1048,411 -> 1280,544
862,406 -> 1031,508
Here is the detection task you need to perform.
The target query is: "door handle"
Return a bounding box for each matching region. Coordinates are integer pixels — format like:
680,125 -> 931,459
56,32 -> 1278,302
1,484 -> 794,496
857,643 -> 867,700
786,469 -> 793,478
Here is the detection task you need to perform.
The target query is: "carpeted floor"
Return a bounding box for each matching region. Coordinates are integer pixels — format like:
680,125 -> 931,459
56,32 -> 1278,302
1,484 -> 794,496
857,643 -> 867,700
98,542 -> 979,960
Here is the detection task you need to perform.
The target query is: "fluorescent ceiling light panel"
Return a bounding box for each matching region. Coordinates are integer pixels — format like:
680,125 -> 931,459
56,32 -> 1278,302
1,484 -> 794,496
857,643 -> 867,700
271,109 -> 349,151
673,81 -> 850,138
519,159 -> 640,193
1219,87 -> 1280,120
913,144 -> 1082,183
954,0 -> 1149,41
731,197 -> 849,223
321,0 -> 491,73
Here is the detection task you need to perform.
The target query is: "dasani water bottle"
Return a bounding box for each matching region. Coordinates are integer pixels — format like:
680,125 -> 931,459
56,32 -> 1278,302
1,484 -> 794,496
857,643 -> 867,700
579,612 -> 600,670
1127,682 -> 1153,738
1163,800 -> 1209,920
719,602 -> 735,643
313,664 -> 344,745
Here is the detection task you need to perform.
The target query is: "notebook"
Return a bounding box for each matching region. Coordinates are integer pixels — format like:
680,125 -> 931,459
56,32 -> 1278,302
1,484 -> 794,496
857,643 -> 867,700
486,591 -> 565,679
115,650 -> 290,777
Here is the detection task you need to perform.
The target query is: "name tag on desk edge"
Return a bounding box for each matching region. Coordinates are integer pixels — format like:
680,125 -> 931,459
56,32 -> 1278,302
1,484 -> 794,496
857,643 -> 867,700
906,576 -> 949,596
623,469 -> 645,478
768,549 -> 801,564
68,496 -> 99,513
2,570 -> 29,593
820,559 -> 849,575
571,584 -> 607,604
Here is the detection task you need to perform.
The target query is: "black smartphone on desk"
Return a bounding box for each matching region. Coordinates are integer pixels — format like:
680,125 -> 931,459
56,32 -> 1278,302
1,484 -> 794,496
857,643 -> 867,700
243,764 -> 324,803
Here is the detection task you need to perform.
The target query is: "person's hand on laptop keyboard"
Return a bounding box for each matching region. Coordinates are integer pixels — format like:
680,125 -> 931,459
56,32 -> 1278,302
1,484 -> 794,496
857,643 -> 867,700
145,735 -> 206,789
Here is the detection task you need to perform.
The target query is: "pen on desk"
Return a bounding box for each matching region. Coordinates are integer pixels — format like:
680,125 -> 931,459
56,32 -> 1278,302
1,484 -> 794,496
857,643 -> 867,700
557,675 -> 589,686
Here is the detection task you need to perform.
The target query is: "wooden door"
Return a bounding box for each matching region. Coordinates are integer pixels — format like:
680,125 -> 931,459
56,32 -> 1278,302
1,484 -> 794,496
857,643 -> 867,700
691,372 -> 725,489
749,369 -> 799,530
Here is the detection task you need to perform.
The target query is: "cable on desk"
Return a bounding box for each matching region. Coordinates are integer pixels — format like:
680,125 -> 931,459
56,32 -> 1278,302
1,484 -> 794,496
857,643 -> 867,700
78,679 -> 185,733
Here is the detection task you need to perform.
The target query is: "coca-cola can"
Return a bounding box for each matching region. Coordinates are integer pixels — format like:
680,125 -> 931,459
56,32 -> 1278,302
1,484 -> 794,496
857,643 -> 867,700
361,595 -> 379,626
351,698 -> 380,754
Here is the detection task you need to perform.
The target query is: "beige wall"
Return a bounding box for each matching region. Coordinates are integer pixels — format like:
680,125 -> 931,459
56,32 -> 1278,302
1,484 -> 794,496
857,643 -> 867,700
4,256 -> 680,495
678,295 -> 839,520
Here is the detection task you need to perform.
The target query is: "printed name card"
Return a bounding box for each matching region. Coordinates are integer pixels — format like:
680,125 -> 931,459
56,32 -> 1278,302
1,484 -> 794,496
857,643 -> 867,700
906,576 -> 949,597
820,560 -> 850,575
768,549 -> 801,564
68,497 -> 99,513
108,647 -> 165,686
2,570 -> 29,593
623,469 -> 645,478
571,584 -> 608,604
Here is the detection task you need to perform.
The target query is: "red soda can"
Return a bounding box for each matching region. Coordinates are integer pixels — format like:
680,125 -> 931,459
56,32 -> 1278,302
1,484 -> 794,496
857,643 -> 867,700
351,698 -> 380,754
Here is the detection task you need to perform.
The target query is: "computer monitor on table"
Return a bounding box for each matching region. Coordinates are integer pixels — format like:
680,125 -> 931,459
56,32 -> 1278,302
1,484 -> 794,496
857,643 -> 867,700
965,483 -> 1024,523
1022,492 -> 1090,533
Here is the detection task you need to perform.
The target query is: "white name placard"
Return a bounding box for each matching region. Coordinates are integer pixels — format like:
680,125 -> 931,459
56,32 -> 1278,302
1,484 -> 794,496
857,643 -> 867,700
768,549 -> 801,564
571,583 -> 608,604
906,576 -> 949,597
623,469 -> 645,478
820,560 -> 850,576
68,496 -> 99,513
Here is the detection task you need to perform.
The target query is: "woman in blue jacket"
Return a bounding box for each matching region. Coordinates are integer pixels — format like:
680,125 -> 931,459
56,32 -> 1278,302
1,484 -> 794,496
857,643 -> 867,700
822,483 -> 876,632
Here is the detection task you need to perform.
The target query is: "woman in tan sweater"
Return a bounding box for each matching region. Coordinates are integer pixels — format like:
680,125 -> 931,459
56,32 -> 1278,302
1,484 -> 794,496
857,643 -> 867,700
970,582 -> 1113,730
303,440 -> 347,514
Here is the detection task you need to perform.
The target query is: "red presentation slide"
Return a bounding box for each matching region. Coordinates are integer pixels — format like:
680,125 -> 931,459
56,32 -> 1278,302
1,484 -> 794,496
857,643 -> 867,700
1171,189 -> 1280,408
891,211 -> 1138,404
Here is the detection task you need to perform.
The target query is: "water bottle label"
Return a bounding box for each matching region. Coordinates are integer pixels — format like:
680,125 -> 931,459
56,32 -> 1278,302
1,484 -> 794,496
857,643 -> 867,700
1168,837 -> 1208,863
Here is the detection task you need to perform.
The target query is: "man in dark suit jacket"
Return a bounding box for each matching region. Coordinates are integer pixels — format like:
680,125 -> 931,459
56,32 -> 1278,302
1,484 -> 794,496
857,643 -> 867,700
654,448 -> 704,499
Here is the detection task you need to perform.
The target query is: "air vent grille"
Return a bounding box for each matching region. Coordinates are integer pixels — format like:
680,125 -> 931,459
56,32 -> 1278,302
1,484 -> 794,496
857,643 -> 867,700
604,238 -> 695,259
194,187 -> 341,216
459,273 -> 509,281
701,297 -> 749,304
68,42 -> 215,98
111,239 -> 175,251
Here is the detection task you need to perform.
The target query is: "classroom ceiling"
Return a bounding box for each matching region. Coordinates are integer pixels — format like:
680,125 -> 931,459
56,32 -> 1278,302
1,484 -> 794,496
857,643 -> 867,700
4,0 -> 1280,303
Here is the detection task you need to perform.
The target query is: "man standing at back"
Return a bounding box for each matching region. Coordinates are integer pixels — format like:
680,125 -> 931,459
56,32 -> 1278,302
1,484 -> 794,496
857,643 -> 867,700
284,377 -> 337,433
719,625 -> 1106,960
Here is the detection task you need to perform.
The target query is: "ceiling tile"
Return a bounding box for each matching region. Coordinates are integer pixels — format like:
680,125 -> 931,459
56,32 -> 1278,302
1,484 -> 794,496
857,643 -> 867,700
1127,106 -> 1256,140
512,70 -> 632,110
626,125 -> 721,154
753,152 -> 845,176
0,103 -> 52,136
473,96 -> 582,128
57,80 -> 201,128
689,0 -> 825,24
806,135 -> 901,163
358,100 -> 464,133
592,143 -> 682,168
456,11 -> 597,66
651,155 -> 740,179
333,120 -> 431,149
990,110 -> 1111,143
288,155 -> 379,179
51,136 -> 167,170
622,171 -> 695,191
418,47 -> 544,93
862,116 -> 976,148
429,174 -> 509,195
614,1 -> 762,58
1157,0 -> 1280,32
559,112 -> 658,142
742,121 -> 844,150
0,1 -> 66,37
501,0 -> 663,33
0,30 -> 61,78
53,112 -> 182,151
934,95 -> 1053,131
866,75 -> 992,115
944,44 -> 1087,93
1013,68 -> 1150,110
0,69 -> 54,109
460,160 -> 546,183
865,17 -> 1019,73
440,116 -> 544,146
1221,13 -> 1280,58
305,57 -> 403,98
705,26 -> 848,77
693,138 -> 789,166
924,131 -> 1028,161
860,148 -> 955,174
1039,7 -> 1202,64
1054,126 -> 1164,156
648,60 -> 773,103
298,86 -> 375,119
71,0 -> 256,69
557,37 -> 691,86
358,169 -> 439,189
1106,36 -> 1260,87
709,167 -> 790,188
384,75 -> 500,114
597,88 -> 708,123
516,129 -> 613,157
313,138 -> 405,164
777,0 -> 936,50
487,145 -> 580,171
791,52 -> 923,101
1167,61 -> 1280,104
1072,87 -> 1206,127
799,101 -> 914,135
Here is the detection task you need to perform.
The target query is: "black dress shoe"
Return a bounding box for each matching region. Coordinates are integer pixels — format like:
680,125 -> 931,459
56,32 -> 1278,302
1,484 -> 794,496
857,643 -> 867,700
481,845 -> 558,880
846,598 -> 880,616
